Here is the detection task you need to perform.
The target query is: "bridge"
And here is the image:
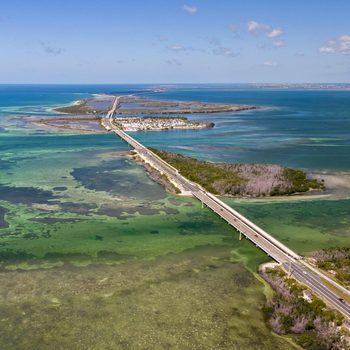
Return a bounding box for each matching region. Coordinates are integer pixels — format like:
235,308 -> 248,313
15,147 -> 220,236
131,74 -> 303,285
101,96 -> 350,319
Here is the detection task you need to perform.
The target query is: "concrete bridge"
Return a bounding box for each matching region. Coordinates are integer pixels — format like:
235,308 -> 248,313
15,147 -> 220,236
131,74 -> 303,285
101,96 -> 350,319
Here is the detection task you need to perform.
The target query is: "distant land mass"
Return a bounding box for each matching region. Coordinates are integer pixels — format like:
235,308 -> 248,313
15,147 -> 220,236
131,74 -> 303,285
250,83 -> 350,90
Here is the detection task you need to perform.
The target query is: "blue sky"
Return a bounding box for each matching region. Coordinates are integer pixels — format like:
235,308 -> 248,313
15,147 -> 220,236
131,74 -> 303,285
1,0 -> 349,83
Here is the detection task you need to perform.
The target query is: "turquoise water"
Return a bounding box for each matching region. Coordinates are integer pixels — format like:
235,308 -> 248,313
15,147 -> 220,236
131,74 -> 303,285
2,84 -> 350,170
138,86 -> 350,171
1,84 -> 349,349
0,84 -> 150,115
1,83 -> 350,256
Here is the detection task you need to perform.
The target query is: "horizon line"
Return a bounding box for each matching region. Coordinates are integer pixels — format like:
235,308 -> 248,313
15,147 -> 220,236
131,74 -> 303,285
0,82 -> 349,85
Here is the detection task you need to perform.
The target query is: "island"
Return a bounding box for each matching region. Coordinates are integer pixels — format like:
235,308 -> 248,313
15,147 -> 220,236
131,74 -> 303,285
27,115 -> 214,133
112,116 -> 214,131
54,95 -> 257,115
149,149 -> 324,197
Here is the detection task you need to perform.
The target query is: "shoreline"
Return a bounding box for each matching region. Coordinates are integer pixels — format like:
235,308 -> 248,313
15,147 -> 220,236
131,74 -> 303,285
27,115 -> 106,134
53,95 -> 257,115
150,148 -> 325,198
21,114 -> 350,201
237,171 -> 350,203
21,92 -> 350,201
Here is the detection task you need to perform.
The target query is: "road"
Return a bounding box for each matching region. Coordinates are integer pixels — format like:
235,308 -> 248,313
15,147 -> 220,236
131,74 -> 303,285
101,96 -> 350,319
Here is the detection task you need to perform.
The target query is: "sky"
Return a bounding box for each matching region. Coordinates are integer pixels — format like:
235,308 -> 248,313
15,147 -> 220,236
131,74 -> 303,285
0,0 -> 349,83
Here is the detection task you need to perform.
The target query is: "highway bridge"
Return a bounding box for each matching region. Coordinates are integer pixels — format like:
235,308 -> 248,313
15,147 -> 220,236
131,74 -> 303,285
101,96 -> 350,320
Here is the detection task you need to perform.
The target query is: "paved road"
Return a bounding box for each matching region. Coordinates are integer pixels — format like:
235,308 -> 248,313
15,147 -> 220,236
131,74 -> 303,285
286,261 -> 350,317
102,96 -> 350,319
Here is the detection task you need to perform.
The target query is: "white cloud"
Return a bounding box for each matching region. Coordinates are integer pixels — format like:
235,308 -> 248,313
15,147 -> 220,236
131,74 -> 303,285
272,40 -> 285,47
319,35 -> 350,54
263,61 -> 278,67
167,44 -> 185,51
247,20 -> 269,33
166,44 -> 202,52
247,21 -> 285,44
266,28 -> 284,38
183,4 -> 198,14
320,47 -> 335,54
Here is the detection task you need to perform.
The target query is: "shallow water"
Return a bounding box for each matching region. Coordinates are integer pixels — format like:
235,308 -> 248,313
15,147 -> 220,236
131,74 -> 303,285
0,84 -> 349,349
0,247 -> 299,350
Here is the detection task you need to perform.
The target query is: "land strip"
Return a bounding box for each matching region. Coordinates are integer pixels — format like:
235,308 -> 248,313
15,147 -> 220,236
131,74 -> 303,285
150,149 -> 324,197
113,116 -> 214,131
54,95 -> 257,115
29,115 -> 105,133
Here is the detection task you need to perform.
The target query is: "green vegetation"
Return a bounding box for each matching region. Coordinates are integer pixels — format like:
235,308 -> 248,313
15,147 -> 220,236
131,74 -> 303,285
261,266 -> 347,349
54,99 -> 106,114
151,148 -> 324,197
151,148 -> 247,194
280,169 -> 325,195
311,248 -> 350,287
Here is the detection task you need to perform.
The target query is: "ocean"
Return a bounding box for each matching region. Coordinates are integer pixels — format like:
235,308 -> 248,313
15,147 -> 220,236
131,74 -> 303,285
2,84 -> 350,170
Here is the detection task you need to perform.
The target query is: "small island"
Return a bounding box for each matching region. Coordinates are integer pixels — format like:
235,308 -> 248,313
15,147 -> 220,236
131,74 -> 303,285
27,115 -> 214,133
112,116 -> 214,131
150,149 -> 324,197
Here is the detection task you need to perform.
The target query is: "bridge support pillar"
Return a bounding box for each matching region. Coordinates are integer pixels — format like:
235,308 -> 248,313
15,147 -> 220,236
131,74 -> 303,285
239,231 -> 242,241
201,201 -> 204,209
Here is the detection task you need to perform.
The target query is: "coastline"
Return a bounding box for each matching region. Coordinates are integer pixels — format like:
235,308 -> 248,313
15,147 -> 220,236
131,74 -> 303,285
234,171 -> 350,203
24,113 -> 350,201
53,95 -> 257,115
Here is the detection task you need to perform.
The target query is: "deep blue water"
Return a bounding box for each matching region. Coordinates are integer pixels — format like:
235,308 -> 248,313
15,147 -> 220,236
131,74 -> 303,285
1,84 -> 350,171
0,84 -> 153,115
141,86 -> 350,171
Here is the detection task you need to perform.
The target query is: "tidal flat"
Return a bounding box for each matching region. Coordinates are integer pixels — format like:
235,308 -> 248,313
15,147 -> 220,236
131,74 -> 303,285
0,129 -> 300,349
0,132 -> 299,349
0,247 -> 300,350
0,139 -> 348,349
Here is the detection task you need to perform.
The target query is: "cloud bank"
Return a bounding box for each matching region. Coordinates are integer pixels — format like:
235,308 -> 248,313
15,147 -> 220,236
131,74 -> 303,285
320,35 -> 350,54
